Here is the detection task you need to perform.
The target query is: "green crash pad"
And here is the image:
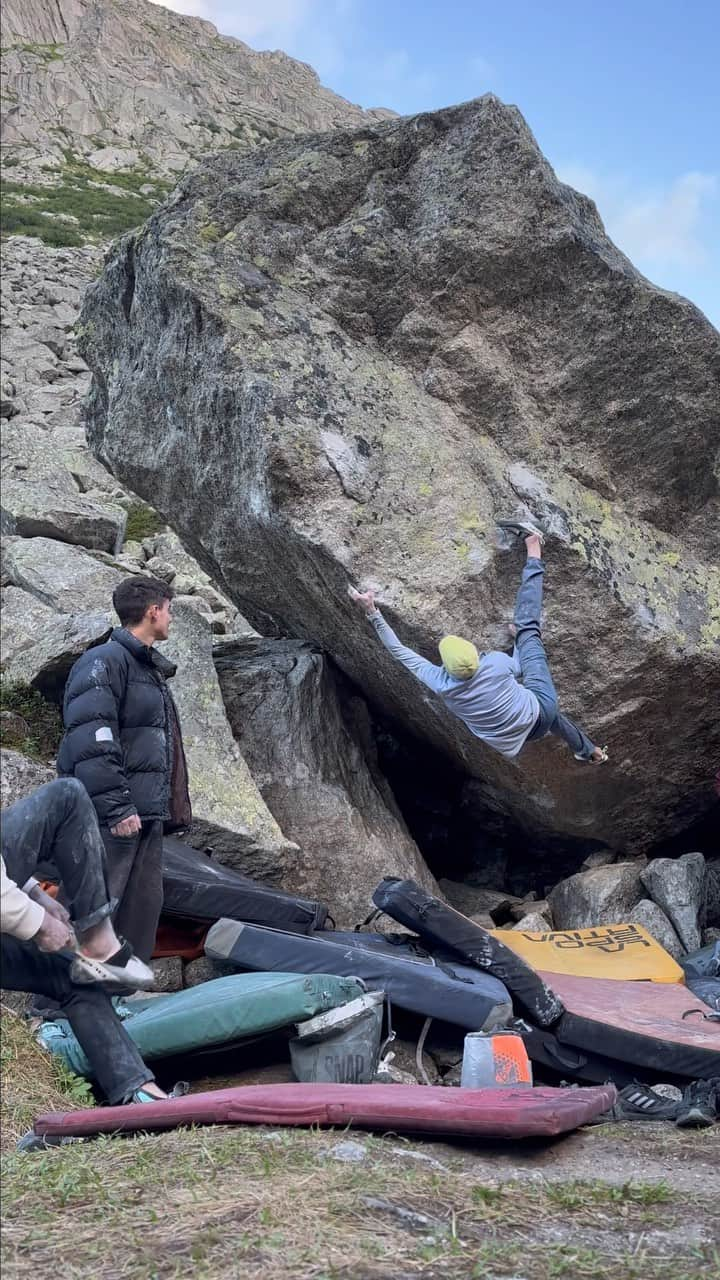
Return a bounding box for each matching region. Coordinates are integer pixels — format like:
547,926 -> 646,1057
39,973 -> 366,1079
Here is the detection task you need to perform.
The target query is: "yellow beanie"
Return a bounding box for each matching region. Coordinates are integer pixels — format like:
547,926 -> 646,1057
438,635 -> 480,679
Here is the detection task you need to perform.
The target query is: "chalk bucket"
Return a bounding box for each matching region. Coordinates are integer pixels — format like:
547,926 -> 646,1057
290,991 -> 385,1084
460,1030 -> 533,1089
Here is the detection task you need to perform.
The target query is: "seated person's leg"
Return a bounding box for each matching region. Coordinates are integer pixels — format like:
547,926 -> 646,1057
1,936 -> 159,1104
3,780 -> 130,963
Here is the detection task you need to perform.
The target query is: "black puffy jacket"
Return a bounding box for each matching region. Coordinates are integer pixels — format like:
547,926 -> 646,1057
57,628 -> 191,830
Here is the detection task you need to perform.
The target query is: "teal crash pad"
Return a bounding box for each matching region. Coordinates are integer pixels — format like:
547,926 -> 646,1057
39,972 -> 366,1079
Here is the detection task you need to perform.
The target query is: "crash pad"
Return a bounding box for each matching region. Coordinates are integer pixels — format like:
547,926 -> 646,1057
162,838 -> 327,933
205,919 -> 513,1030
372,878 -> 564,1027
494,924 -> 685,984
38,973 -> 365,1079
33,1081 -> 616,1140
544,972 -> 720,1080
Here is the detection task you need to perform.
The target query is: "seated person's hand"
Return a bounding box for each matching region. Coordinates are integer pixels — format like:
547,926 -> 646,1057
110,813 -> 142,837
28,883 -> 71,926
34,910 -> 75,954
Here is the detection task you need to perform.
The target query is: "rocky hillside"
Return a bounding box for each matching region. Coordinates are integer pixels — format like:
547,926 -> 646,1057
1,0 -> 389,179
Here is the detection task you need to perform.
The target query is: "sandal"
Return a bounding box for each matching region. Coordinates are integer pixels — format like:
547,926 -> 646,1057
70,941 -> 155,991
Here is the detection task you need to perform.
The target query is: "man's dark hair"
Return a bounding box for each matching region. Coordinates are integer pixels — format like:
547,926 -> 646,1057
113,576 -> 173,626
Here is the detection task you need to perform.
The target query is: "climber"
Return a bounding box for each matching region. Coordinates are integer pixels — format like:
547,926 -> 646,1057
349,520 -> 608,764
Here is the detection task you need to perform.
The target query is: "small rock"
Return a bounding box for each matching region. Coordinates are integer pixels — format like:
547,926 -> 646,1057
143,556 -> 176,583
652,1084 -> 683,1103
509,898 -> 551,923
580,850 -> 618,871
549,863 -> 644,929
182,956 -> 236,987
512,912 -> 552,932
641,853 -> 706,953
627,899 -> 685,959
121,540 -> 147,563
439,879 -> 522,924
150,957 -> 184,992
320,1140 -> 368,1163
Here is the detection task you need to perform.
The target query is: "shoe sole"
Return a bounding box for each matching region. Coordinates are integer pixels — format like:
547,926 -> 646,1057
676,1107 -> 715,1129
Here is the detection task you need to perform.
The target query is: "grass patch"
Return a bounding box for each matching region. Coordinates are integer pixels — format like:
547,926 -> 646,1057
0,1007 -> 91,1151
122,500 -> 167,543
0,680 -> 63,760
1,178 -> 155,243
0,155 -> 172,247
1,1122 -> 717,1279
1,42 -> 64,62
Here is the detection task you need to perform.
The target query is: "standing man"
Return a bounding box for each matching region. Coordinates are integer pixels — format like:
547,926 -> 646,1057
58,577 -> 191,961
349,520 -> 607,765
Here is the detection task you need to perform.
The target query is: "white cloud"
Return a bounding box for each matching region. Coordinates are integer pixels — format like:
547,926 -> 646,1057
149,0 -> 339,49
559,165 -> 718,269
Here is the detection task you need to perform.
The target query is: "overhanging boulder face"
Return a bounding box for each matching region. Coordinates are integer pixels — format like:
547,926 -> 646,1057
79,96 -> 720,856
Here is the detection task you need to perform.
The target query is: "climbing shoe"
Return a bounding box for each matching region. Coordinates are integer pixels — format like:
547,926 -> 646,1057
675,1078 -> 719,1129
70,941 -> 154,992
574,746 -> 609,764
496,519 -> 546,545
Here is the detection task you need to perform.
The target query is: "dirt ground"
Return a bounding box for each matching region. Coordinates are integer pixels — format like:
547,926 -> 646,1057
2,1009 -> 719,1279
3,1111 -> 719,1279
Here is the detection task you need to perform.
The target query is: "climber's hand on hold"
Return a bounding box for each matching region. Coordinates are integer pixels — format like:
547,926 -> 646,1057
348,585 -> 377,615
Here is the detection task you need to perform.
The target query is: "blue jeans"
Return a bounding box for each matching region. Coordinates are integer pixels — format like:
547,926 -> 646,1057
513,558 -> 596,760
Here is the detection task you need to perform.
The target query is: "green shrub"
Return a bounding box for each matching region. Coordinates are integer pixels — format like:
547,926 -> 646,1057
0,681 -> 63,761
123,501 -> 167,543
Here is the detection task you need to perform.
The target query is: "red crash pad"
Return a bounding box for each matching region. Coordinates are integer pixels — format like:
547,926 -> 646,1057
34,1082 -> 616,1140
542,972 -> 720,1079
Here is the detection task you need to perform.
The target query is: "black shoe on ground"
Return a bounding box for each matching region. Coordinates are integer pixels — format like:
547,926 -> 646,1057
676,1078 -> 719,1129
602,1082 -> 680,1122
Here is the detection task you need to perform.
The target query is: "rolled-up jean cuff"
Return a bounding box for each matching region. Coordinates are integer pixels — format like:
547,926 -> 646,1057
72,897 -> 118,935
111,1069 -> 156,1106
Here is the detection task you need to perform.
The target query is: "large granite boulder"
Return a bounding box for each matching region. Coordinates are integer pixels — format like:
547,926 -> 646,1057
79,97 -> 720,858
159,601 -> 299,882
215,636 -> 437,924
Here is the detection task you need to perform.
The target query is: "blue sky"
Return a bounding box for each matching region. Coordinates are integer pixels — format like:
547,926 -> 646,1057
153,0 -> 719,327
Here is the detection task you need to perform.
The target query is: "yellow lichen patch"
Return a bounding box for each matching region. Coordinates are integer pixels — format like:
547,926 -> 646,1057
198,222 -> 221,243
418,482 -> 432,496
353,139 -> 370,156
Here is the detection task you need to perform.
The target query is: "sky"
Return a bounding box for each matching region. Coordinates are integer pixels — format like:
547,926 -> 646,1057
151,0 -> 720,327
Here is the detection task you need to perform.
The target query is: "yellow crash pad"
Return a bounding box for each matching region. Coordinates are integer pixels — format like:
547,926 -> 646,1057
492,923 -> 685,984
